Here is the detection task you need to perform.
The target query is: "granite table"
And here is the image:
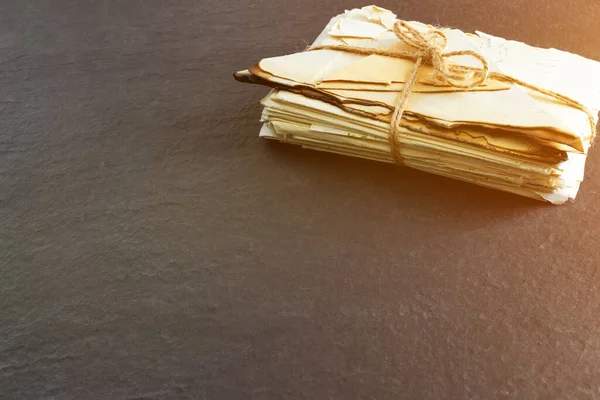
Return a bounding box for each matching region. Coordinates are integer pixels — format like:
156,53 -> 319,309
2,0 -> 600,398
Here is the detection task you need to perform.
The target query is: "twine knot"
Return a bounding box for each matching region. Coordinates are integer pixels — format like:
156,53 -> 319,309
393,21 -> 489,89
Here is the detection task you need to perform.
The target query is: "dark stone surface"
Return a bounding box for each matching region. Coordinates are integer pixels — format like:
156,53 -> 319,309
2,1 -> 600,398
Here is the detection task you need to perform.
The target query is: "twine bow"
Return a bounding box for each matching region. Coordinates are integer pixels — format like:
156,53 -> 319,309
311,20 -> 596,164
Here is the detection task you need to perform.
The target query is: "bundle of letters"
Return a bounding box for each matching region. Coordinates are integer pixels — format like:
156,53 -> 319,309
234,5 -> 600,204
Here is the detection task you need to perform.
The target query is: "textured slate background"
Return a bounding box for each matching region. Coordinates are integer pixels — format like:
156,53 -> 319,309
2,0 -> 600,399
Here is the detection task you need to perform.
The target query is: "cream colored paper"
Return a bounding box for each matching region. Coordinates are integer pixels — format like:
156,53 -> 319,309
234,5 -> 600,204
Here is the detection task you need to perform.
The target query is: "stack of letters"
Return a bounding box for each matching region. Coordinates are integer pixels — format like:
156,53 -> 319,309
235,5 -> 600,204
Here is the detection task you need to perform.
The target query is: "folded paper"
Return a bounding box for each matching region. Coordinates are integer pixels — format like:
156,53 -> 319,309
234,5 -> 600,204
